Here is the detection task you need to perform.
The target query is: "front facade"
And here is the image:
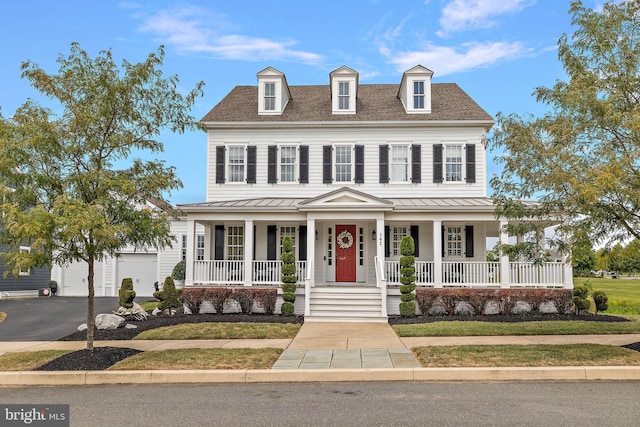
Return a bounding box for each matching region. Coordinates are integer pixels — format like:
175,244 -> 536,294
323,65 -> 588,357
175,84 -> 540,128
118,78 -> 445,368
179,65 -> 572,321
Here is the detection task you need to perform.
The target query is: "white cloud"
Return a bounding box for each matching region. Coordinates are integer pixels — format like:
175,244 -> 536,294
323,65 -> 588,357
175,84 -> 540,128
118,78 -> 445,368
137,7 -> 322,65
385,41 -> 525,76
438,0 -> 534,35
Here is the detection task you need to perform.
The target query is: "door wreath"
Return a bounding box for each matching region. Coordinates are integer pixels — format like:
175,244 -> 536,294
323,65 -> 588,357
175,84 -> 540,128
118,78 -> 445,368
337,230 -> 354,249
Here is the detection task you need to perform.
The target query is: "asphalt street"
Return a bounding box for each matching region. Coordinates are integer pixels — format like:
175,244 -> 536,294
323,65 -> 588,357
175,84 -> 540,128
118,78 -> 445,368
0,297 -> 120,341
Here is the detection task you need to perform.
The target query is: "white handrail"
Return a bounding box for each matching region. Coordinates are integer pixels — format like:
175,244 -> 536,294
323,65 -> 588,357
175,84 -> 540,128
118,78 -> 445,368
374,256 -> 388,317
304,260 -> 313,317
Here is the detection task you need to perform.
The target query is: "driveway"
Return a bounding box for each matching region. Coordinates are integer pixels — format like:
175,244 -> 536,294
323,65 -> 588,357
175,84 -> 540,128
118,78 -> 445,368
0,297 -> 120,341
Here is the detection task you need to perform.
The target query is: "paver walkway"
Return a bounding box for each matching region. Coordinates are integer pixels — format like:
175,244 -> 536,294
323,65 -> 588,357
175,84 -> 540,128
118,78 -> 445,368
272,322 -> 421,369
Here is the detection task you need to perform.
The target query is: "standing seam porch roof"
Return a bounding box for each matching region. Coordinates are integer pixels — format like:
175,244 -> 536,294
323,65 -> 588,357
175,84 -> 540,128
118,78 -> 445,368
201,84 -> 493,123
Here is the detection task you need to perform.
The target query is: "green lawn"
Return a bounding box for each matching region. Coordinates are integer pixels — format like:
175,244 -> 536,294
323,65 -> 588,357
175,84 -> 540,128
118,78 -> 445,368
575,277 -> 640,315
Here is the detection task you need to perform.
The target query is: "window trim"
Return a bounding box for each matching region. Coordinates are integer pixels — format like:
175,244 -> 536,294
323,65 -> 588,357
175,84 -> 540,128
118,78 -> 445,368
196,234 -> 205,261
226,144 -> 247,184
413,80 -> 425,109
19,246 -> 30,276
264,82 -> 276,111
442,143 -> 466,183
278,144 -> 299,183
389,144 -> 410,183
333,144 -> 354,183
338,81 -> 350,110
445,225 -> 463,258
226,225 -> 245,261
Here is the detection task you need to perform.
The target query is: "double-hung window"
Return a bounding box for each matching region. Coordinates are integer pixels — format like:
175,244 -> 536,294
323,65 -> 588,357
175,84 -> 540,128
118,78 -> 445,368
228,146 -> 245,183
264,82 -> 276,111
335,145 -> 352,182
446,226 -> 463,257
338,82 -> 350,110
280,226 -> 296,256
227,226 -> 244,261
391,145 -> 409,182
445,145 -> 463,182
392,226 -> 408,257
181,235 -> 188,260
413,81 -> 425,109
196,234 -> 205,261
279,146 -> 297,183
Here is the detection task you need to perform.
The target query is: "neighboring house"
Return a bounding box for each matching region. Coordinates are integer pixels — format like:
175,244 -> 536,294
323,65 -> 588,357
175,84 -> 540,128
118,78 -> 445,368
174,64 -> 572,321
0,244 -> 51,296
50,200 -> 198,298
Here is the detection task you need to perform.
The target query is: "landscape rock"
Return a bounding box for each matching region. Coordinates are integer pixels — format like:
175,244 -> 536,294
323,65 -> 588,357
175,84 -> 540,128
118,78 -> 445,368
152,307 -> 162,316
539,301 -> 558,314
77,323 -> 88,332
512,301 -> 533,315
454,301 -> 475,316
483,301 -> 501,315
95,314 -> 125,330
124,324 -> 138,329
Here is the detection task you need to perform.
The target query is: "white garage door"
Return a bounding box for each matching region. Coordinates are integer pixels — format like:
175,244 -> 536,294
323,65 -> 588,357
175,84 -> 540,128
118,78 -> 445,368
62,262 -> 103,296
116,253 -> 158,297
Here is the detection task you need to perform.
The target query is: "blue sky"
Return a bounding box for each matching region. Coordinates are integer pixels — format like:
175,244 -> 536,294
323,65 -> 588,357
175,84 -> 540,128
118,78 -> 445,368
0,1 -> 606,204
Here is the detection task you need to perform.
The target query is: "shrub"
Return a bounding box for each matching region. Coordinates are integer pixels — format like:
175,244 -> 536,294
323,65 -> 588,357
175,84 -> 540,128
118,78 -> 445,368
281,236 -> 296,315
172,259 -> 186,281
232,288 -> 255,314
281,301 -> 295,316
592,290 -> 609,315
398,236 -> 416,317
180,288 -> 207,315
118,278 -> 136,309
572,285 -> 590,315
253,288 -> 278,315
157,276 -> 181,315
205,288 -> 232,314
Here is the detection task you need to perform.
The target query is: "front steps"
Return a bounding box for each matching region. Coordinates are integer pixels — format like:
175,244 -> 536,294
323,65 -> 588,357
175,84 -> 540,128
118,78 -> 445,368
305,286 -> 387,322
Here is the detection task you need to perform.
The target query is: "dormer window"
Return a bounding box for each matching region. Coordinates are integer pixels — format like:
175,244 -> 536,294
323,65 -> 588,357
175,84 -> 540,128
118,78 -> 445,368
413,81 -> 425,109
264,82 -> 276,111
398,65 -> 433,114
338,82 -> 350,110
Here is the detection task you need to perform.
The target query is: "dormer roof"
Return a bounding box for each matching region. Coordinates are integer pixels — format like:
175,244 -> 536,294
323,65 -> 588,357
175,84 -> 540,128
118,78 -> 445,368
256,66 -> 292,115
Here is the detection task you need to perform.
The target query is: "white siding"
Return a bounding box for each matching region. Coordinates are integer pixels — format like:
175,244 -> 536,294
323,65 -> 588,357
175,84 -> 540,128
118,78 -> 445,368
206,126 -> 487,202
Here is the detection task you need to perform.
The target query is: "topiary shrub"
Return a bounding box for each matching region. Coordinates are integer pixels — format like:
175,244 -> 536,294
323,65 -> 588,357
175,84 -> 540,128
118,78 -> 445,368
592,290 -> 608,315
118,278 -> 136,309
572,285 -> 590,315
232,288 -> 255,314
158,276 -> 181,315
280,236 -> 297,316
253,288 -> 278,315
172,259 -> 186,281
398,236 -> 416,317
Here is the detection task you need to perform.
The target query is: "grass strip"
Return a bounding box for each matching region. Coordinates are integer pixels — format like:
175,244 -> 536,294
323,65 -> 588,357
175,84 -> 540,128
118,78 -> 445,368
0,350 -> 72,371
394,320 -> 640,337
110,348 -> 283,370
133,322 -> 300,340
413,344 -> 640,367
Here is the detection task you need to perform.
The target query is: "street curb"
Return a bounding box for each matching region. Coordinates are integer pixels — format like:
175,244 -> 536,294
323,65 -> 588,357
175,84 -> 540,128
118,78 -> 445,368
2,366 -> 640,386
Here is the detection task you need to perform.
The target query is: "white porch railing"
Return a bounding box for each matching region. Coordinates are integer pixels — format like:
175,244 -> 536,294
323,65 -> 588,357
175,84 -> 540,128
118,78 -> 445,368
384,261 -> 562,288
193,260 -> 307,285
509,262 -> 565,287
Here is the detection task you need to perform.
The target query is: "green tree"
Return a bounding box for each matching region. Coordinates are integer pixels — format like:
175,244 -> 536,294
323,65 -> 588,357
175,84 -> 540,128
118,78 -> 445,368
490,1 -> 640,251
572,236 -> 596,277
0,43 -> 204,350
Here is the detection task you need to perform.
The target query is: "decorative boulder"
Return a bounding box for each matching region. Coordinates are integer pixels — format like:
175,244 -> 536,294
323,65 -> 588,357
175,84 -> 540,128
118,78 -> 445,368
152,307 -> 162,316
454,301 -> 475,316
512,301 -> 533,315
124,324 -> 138,329
539,301 -> 558,314
77,323 -> 88,332
483,300 -> 501,315
95,313 -> 125,330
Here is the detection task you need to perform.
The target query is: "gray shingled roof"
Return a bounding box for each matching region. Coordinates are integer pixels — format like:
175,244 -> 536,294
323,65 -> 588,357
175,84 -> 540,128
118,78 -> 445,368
201,84 -> 493,123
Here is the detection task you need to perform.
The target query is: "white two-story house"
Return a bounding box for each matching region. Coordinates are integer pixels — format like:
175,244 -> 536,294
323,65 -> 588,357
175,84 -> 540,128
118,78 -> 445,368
179,65 -> 572,321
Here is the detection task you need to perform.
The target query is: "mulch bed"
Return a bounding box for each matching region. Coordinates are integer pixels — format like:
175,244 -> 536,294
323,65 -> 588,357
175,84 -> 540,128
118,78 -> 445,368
32,312 -> 639,371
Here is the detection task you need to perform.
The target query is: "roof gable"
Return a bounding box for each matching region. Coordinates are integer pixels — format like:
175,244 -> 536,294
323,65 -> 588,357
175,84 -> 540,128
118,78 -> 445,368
299,187 -> 393,211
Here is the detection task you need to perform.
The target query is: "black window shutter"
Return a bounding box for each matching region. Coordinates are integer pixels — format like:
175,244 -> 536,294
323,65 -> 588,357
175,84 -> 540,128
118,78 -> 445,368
246,146 -> 257,184
299,145 -> 309,184
299,226 -> 307,261
466,144 -> 476,183
214,225 -> 225,260
267,225 -> 277,260
215,146 -> 225,184
411,144 -> 422,183
384,226 -> 390,258
433,144 -> 443,183
354,145 -> 365,183
410,225 -> 419,257
267,145 -> 277,184
323,145 -> 332,184
379,145 -> 389,183
441,225 -> 446,258
465,226 -> 475,258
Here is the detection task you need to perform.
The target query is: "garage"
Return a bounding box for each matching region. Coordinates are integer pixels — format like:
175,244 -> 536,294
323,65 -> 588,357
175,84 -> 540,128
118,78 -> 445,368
116,253 -> 158,297
61,261 -> 103,296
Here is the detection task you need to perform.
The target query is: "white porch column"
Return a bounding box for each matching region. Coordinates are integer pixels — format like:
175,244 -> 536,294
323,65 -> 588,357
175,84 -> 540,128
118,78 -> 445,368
203,224 -> 212,260
376,217 -> 385,267
185,219 -> 196,286
306,218 -> 315,286
433,220 -> 442,288
244,220 -> 254,287
500,220 -> 510,288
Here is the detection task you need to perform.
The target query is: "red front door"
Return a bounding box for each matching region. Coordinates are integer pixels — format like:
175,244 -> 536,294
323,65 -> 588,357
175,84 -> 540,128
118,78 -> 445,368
335,224 -> 356,282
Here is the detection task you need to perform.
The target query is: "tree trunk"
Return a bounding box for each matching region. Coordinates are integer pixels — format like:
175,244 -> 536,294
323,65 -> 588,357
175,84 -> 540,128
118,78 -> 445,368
87,258 -> 95,351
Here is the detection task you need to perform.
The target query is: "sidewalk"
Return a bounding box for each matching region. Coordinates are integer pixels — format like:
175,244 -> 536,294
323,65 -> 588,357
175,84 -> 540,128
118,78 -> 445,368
2,324 -> 640,385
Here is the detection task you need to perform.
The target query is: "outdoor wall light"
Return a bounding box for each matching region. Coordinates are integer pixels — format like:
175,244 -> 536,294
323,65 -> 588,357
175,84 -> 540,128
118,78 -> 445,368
371,230 -> 376,241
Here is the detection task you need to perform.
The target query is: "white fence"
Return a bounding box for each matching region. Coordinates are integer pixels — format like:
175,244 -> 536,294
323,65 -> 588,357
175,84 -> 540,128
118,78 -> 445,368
193,260 -> 307,285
